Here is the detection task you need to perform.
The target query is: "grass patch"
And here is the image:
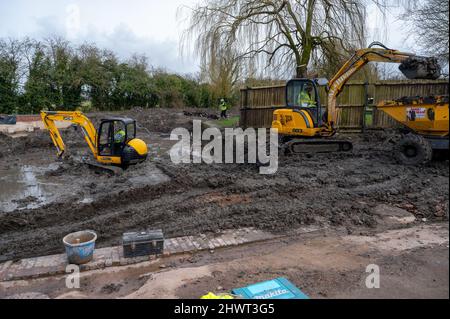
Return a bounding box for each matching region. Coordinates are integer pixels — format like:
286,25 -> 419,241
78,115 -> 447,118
215,116 -> 240,128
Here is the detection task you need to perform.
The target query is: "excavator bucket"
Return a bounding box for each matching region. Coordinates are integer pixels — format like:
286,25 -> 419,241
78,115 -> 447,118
399,57 -> 441,80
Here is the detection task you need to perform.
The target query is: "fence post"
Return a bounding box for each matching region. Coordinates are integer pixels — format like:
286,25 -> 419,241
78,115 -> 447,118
240,87 -> 249,129
362,81 -> 369,133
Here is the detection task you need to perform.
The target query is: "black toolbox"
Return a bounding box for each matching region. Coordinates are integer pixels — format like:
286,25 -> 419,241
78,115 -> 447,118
122,229 -> 164,258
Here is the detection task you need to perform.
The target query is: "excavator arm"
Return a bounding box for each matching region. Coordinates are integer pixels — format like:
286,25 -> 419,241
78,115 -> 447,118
40,111 -> 98,159
326,42 -> 441,130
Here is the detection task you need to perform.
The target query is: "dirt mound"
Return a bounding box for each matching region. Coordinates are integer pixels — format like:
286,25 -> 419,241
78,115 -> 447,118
0,127 -> 93,158
117,107 -> 222,133
115,107 -> 194,133
183,110 -> 219,120
0,132 -> 54,158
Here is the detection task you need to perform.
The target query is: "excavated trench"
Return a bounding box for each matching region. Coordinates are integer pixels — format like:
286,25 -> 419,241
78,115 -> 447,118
0,109 -> 448,262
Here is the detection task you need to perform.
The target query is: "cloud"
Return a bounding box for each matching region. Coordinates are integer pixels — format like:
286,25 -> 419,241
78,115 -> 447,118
90,23 -> 199,74
33,15 -> 66,38
24,15 -> 199,74
66,3 -> 81,40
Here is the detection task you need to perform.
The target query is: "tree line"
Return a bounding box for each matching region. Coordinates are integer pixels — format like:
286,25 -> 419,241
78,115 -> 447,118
0,37 -> 224,114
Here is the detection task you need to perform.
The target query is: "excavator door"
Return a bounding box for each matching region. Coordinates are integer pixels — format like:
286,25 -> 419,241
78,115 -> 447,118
97,119 -> 133,165
286,79 -> 324,127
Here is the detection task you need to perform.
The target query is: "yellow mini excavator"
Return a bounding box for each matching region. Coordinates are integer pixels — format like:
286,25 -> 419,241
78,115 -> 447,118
41,111 -> 148,170
272,42 -> 446,164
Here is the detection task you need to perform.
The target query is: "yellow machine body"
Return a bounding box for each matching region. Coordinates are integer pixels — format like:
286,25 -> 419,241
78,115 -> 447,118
127,138 -> 149,156
95,137 -> 148,166
97,155 -> 123,165
377,97 -> 449,137
272,109 -> 322,137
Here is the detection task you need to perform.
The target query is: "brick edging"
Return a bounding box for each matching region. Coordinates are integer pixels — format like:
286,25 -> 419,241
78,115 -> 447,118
0,227 -> 279,282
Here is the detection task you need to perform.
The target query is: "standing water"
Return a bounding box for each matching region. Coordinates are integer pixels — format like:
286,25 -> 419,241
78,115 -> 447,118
0,165 -> 56,212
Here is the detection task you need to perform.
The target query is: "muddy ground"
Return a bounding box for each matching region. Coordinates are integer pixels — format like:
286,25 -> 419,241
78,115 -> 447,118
0,108 -> 448,262
1,224 -> 448,299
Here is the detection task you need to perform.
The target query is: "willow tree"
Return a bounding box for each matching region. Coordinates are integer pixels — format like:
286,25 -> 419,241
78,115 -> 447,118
183,0 -> 368,79
199,46 -> 240,101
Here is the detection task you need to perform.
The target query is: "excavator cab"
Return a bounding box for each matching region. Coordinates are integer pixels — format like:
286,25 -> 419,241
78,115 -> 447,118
97,117 -> 147,166
273,78 -> 329,138
286,79 -> 324,126
98,118 -> 134,157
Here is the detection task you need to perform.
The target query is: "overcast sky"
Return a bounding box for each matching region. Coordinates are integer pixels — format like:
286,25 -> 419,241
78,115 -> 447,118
0,0 -> 413,75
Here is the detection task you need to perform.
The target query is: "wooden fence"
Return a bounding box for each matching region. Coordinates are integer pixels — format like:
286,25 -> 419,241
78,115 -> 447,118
240,79 -> 449,130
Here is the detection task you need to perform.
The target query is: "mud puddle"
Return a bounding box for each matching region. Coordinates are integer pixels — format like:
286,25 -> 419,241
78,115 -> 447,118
0,164 -> 60,212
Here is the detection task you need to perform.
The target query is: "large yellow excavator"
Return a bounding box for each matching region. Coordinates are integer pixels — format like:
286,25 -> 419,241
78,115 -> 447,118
41,111 -> 148,170
272,42 -> 447,164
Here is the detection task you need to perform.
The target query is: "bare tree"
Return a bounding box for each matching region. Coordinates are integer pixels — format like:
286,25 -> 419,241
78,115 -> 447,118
401,0 -> 449,63
182,0 -> 369,79
200,47 -> 240,99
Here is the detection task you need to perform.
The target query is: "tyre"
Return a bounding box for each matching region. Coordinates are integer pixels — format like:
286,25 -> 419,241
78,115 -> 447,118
395,134 -> 433,165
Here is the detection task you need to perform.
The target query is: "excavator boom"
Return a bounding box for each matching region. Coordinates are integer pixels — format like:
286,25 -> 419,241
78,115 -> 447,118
40,111 -> 98,159
327,42 -> 441,128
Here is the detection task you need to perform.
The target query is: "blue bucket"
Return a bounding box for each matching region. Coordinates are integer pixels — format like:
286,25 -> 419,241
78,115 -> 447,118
63,230 -> 97,265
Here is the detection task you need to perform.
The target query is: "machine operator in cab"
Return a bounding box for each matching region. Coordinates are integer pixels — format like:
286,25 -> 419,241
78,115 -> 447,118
297,84 -> 316,108
297,83 -> 319,124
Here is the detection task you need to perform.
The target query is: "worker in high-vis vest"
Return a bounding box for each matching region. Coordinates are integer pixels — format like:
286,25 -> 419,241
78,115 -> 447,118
296,85 -> 320,125
220,98 -> 228,119
297,85 -> 316,108
114,129 -> 126,143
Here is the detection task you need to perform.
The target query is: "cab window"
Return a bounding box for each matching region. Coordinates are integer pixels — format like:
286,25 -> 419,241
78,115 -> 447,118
126,122 -> 136,140
98,121 -> 113,156
286,81 -> 317,108
113,121 -> 126,144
